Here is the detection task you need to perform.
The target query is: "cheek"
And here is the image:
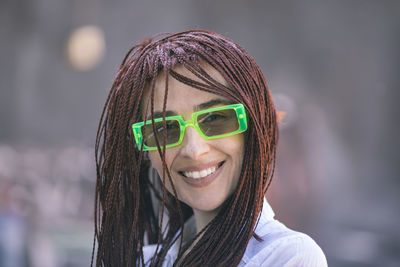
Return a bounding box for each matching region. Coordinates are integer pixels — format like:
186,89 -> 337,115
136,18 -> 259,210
227,134 -> 245,160
148,151 -> 175,191
216,134 -> 245,173
229,135 -> 246,181
148,151 -> 162,172
148,150 -> 175,170
232,138 -> 246,191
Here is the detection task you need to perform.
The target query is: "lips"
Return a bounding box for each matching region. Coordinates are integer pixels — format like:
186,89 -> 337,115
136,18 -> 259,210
177,161 -> 225,188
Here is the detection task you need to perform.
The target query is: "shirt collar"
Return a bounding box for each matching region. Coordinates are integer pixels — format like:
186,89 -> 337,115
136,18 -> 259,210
253,197 -> 276,237
167,198 -> 275,258
258,197 -> 275,224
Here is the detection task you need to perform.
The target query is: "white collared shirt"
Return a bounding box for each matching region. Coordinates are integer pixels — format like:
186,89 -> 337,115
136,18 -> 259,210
143,199 -> 328,266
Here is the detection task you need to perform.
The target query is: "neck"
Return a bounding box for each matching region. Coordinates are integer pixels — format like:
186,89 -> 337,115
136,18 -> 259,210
192,207 -> 221,233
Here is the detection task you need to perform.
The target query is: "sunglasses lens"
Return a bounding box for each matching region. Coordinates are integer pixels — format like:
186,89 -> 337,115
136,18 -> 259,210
197,108 -> 239,136
142,120 -> 180,147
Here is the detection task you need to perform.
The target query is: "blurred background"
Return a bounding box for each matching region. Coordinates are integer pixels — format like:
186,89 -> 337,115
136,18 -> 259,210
0,0 -> 399,266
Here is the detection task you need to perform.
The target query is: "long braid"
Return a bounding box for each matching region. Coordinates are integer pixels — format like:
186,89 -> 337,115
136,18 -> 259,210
93,29 -> 277,266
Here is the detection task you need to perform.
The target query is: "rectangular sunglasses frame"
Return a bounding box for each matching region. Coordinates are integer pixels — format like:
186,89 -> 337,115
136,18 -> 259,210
132,103 -> 247,151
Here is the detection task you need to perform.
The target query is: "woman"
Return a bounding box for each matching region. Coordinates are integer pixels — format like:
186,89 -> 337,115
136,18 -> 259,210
92,29 -> 327,266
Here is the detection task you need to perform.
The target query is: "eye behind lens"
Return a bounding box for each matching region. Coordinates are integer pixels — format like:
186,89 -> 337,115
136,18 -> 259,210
142,120 -> 181,147
198,109 -> 239,137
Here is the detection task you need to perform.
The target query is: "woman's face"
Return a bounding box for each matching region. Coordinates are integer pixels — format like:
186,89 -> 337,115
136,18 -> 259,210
143,64 -> 245,213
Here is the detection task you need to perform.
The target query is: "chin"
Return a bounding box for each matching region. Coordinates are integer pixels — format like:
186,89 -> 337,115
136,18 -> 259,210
182,192 -> 229,213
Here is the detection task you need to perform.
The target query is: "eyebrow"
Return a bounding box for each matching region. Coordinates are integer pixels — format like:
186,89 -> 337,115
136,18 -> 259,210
195,98 -> 234,111
147,98 -> 235,120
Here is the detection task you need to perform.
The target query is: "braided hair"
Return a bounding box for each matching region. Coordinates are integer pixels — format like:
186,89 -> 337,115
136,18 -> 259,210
92,29 -> 278,266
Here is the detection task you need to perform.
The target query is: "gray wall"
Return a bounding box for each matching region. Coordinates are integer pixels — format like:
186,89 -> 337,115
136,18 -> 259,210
1,0 -> 399,266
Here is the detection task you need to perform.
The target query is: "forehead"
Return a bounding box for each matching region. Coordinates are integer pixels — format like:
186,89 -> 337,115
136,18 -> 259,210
143,63 -> 229,114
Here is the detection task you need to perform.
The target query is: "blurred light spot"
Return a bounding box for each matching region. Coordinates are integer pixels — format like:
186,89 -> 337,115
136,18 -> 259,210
273,93 -> 297,129
66,25 -> 105,71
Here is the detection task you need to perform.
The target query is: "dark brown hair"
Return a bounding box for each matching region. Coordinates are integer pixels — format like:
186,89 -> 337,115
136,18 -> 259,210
92,29 -> 278,266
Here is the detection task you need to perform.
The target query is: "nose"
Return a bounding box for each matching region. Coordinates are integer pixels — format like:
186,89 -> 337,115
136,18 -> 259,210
179,127 -> 210,159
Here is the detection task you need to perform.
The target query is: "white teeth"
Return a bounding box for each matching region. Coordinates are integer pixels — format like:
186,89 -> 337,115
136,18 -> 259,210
183,166 -> 218,179
200,170 -> 208,177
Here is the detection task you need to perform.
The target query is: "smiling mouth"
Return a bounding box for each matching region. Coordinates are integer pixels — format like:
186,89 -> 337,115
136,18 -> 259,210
179,161 -> 225,179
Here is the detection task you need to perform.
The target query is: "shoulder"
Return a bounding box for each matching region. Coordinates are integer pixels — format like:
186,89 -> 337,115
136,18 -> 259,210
242,221 -> 327,267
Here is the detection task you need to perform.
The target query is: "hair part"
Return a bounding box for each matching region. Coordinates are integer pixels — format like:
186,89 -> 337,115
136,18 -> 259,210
93,29 -> 278,267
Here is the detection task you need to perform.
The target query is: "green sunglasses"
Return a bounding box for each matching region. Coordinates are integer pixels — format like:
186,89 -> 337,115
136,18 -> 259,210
132,103 -> 248,151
